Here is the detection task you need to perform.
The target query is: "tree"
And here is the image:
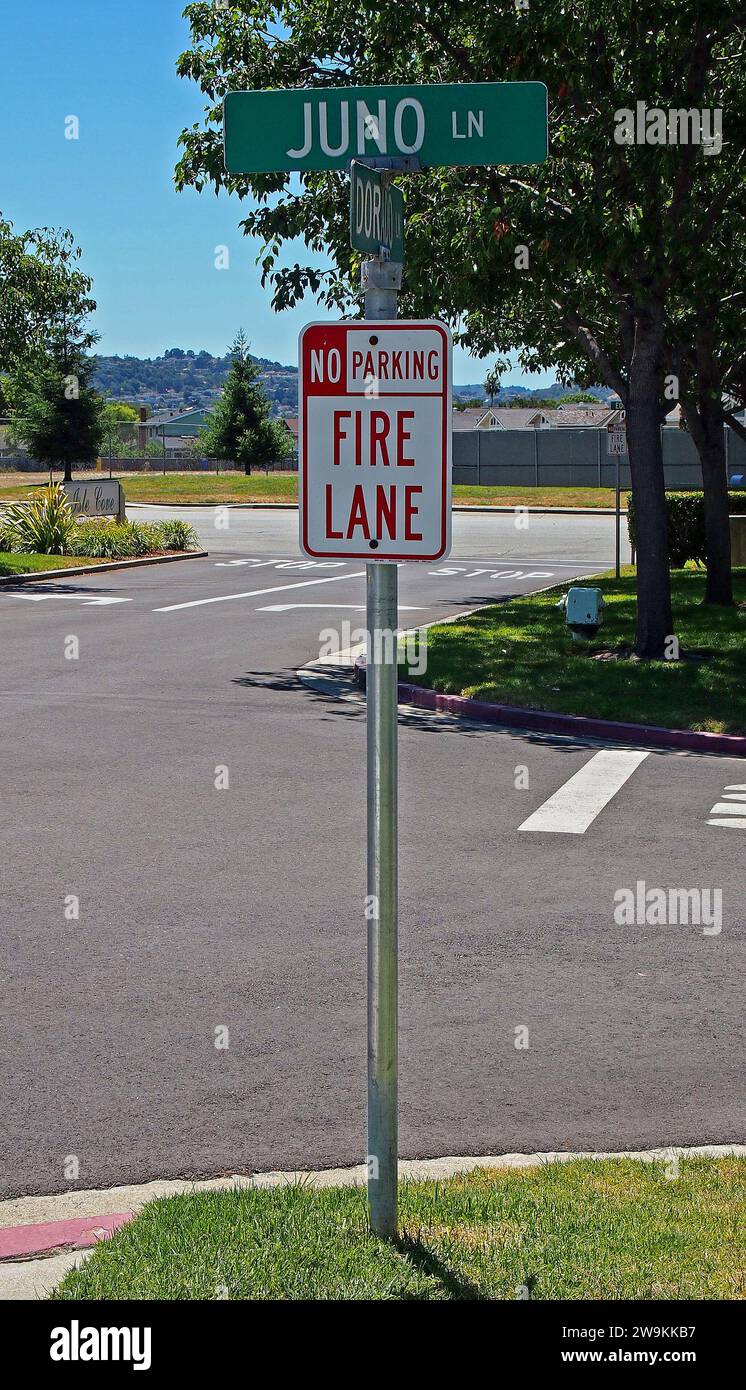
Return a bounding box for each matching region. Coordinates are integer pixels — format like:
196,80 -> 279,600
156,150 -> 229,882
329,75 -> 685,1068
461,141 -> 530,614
101,401 -> 139,461
7,340 -> 104,481
198,331 -> 292,474
664,174 -> 746,605
0,218 -> 96,375
484,364 -> 502,405
175,1 -> 745,657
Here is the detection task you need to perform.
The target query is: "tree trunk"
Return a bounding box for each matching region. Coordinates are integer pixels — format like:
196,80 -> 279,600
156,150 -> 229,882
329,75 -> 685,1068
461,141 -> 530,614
683,361 -> 733,607
63,461 -> 73,482
243,461 -> 252,476
626,305 -> 673,658
698,414 -> 732,605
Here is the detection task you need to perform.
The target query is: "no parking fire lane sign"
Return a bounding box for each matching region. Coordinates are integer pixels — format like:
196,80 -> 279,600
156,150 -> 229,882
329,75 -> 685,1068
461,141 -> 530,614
299,320 -> 452,562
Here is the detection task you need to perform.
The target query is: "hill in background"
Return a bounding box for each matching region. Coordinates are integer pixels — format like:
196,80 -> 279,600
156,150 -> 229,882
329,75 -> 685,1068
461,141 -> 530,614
92,348 -> 617,417
93,347 -> 297,417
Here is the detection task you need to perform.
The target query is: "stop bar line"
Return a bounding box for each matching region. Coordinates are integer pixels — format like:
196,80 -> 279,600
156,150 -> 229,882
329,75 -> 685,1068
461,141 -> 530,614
154,570 -> 366,612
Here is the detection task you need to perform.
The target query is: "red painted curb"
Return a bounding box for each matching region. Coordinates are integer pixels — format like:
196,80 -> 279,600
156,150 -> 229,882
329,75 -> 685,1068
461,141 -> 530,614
354,659 -> 746,757
0,1212 -> 133,1261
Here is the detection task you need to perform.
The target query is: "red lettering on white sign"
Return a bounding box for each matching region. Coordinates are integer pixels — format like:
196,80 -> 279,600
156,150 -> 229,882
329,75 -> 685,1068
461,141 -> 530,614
300,321 -> 452,561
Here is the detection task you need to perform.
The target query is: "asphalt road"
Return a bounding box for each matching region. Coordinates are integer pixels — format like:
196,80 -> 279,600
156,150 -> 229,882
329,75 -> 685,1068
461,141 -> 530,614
0,510 -> 742,1200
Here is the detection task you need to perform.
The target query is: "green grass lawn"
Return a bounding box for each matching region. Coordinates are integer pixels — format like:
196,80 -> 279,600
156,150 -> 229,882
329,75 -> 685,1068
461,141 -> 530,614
454,484 -> 626,510
0,551 -> 111,576
52,1157 -> 745,1301
0,474 -> 625,510
410,566 -> 746,735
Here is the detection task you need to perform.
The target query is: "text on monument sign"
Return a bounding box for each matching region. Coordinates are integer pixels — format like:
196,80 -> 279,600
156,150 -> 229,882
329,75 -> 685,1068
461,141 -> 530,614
299,321 -> 452,561
62,478 -> 125,521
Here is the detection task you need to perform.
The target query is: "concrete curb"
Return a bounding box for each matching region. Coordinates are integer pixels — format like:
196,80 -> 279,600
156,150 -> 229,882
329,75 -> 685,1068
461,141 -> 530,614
454,504 -> 625,516
1,1143 -> 743,1263
127,500 -> 623,516
0,550 -> 208,585
354,658 -> 746,757
127,501 -> 298,511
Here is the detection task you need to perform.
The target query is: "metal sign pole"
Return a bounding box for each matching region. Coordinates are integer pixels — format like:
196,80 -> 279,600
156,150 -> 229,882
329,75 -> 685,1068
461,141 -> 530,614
363,251 -> 402,1239
615,449 -> 621,579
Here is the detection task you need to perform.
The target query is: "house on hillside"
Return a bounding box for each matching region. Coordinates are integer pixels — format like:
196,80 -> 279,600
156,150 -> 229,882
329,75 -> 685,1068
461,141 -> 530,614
553,404 -> 625,428
453,405 -> 550,430
136,407 -> 210,455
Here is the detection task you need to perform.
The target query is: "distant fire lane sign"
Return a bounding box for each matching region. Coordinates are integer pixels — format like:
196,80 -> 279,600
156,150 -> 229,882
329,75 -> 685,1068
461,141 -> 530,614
299,321 -> 452,561
607,416 -> 627,455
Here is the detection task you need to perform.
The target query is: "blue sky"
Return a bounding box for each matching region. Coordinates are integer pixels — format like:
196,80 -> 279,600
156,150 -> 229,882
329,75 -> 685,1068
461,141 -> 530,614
2,0 -> 553,388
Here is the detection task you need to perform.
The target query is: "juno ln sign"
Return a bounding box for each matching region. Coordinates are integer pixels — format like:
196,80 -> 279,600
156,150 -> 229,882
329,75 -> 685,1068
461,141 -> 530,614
223,82 -> 548,173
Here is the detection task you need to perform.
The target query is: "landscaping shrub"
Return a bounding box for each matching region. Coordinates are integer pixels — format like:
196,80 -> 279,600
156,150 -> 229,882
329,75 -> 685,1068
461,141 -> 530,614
0,484 -> 77,554
153,518 -> 199,551
0,489 -> 199,560
627,490 -> 746,567
69,521 -> 145,557
69,518 -> 198,558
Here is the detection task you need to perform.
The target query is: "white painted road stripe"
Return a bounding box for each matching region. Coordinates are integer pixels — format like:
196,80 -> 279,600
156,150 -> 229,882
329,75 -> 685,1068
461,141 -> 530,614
82,597 -> 130,605
2,594 -> 130,605
519,749 -> 650,834
154,570 -> 366,612
257,603 -> 427,613
708,817 -> 746,829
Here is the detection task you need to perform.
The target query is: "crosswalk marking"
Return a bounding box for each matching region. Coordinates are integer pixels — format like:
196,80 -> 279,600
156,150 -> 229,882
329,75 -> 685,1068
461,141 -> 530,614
707,785 -> 746,829
519,749 -> 649,834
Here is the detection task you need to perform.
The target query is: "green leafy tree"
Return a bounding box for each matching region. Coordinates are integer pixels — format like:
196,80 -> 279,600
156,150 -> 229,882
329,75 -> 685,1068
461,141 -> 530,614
0,219 -> 96,375
100,401 -> 138,459
176,1 -> 745,656
7,340 -> 104,481
484,364 -> 503,405
198,331 -> 292,474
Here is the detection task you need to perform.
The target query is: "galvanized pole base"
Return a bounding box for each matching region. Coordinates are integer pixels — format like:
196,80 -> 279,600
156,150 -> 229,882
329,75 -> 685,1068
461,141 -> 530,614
366,562 -> 399,1238
364,256 -> 401,1238
615,452 -> 621,579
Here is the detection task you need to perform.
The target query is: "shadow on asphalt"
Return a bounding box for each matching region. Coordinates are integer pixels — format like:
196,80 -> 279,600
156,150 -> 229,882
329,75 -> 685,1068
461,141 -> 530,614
231,665 -> 612,749
232,670 -> 302,693
0,580 -> 115,595
232,664 -> 699,759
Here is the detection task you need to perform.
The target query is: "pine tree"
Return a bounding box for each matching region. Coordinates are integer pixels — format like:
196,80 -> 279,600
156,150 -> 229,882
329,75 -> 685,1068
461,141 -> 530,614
7,337 -> 104,481
198,331 -> 292,475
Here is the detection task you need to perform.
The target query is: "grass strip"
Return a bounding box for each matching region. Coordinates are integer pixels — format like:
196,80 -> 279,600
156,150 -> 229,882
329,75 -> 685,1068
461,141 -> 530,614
409,567 -> 746,735
52,1157 -> 745,1301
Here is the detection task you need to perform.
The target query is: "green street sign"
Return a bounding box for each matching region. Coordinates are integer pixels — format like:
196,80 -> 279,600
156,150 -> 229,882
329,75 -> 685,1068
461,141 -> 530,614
223,83 -> 548,174
349,161 -> 404,261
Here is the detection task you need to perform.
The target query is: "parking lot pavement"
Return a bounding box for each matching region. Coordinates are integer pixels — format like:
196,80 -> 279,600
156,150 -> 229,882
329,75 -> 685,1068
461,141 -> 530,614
0,512 -> 741,1201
